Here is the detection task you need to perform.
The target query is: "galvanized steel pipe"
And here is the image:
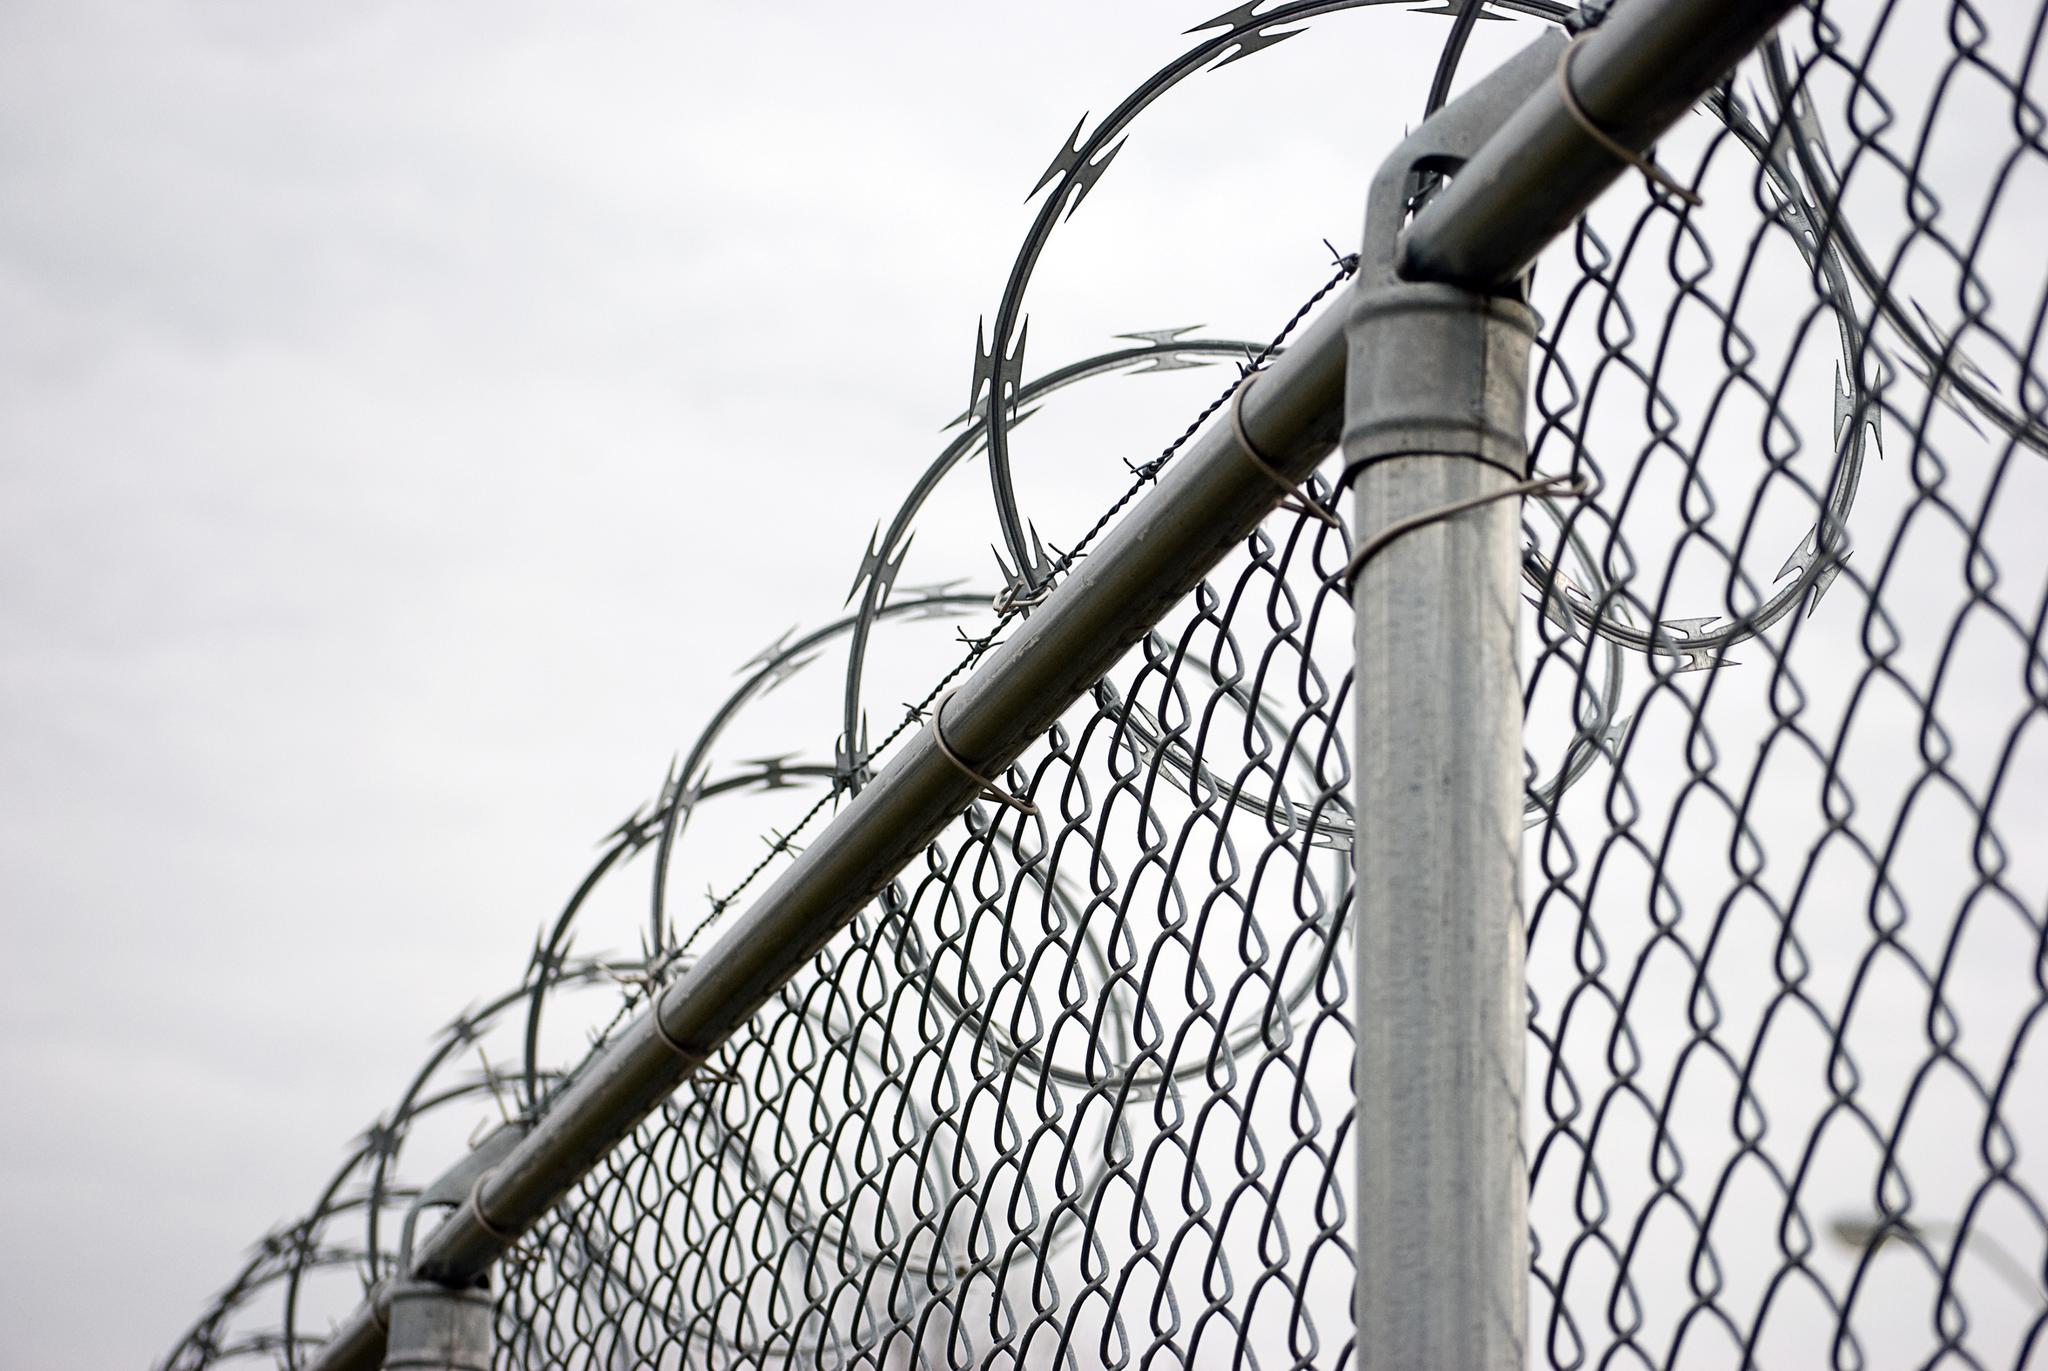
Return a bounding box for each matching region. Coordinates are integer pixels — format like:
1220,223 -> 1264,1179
1399,0 -> 1804,290
302,285 -> 1351,1371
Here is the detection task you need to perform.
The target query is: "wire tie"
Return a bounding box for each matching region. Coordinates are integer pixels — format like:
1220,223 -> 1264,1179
931,690 -> 1039,815
465,1168 -> 518,1245
992,579 -> 1051,614
1230,371 -> 1343,528
648,1001 -> 710,1070
1555,38 -> 1704,208
1339,471 -> 1587,593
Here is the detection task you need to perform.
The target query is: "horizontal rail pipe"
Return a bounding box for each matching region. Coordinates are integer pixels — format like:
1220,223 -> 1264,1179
302,295 -> 1350,1371
1399,0 -> 1804,290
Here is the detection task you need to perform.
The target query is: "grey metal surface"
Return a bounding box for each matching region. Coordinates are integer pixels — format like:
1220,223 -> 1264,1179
298,269 -> 1352,1371
380,1282 -> 491,1371
1343,36 -> 1546,1368
1399,0 -> 1802,289
1350,437 -> 1533,1371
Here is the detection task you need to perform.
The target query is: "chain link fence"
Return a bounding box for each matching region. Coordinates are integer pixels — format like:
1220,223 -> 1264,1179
163,0 -> 2048,1366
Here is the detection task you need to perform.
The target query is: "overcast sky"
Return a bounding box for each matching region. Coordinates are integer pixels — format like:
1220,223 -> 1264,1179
14,2 -> 2047,1367
0,4 -> 1499,1366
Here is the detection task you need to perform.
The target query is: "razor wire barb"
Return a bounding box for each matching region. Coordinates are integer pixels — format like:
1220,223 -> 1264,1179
164,1 -> 2048,1367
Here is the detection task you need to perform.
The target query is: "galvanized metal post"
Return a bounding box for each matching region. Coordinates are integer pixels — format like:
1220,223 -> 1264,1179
1341,2 -> 1801,1361
282,7 -> 1806,1365
1343,35 -> 1557,1371
1346,298 -> 1536,1369
380,1282 -> 492,1371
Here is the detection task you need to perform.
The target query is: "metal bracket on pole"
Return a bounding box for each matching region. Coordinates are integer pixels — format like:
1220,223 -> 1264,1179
377,1122 -> 523,1370
1344,32 -> 1557,1371
1400,0 -> 1804,290
380,1283 -> 493,1371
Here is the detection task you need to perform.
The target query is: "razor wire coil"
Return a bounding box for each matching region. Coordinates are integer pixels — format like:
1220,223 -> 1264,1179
162,2 -> 2048,1366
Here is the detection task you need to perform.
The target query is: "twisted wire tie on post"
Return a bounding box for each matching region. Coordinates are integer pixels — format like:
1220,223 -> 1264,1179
1556,37 -> 1704,207
931,691 -> 1039,815
1230,370 -> 1343,528
1338,471 -> 1588,593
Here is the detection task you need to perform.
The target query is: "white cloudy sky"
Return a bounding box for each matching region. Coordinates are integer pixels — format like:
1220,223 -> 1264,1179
0,3 -> 1499,1366
13,2 -> 2047,1367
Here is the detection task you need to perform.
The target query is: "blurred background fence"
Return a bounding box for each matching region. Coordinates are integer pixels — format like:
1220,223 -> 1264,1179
163,0 -> 2048,1366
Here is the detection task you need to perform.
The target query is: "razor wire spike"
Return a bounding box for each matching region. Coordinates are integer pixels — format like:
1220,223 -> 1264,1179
1185,1 -> 1309,69
847,523 -> 883,606
1830,362 -> 1884,458
1183,0 -> 1267,34
1776,526 -> 1822,582
740,753 -> 802,790
847,526 -> 914,608
973,321 -> 991,415
1527,578 -> 1586,640
1657,616 -> 1737,672
739,626 -> 798,676
359,1119 -> 402,1159
1025,521 -> 1055,580
758,649 -> 820,695
1028,113 -> 1093,202
1062,137 -> 1128,220
1117,326 -> 1215,374
942,393 -> 988,432
602,801 -> 652,850
1804,556 -> 1849,616
970,316 -> 1030,416
834,718 -> 872,787
1900,299 -> 1997,435
1832,361 -> 1854,448
1408,1 -> 1511,19
1210,20 -> 1306,68
1116,325 -> 1205,347
1127,352 -> 1214,375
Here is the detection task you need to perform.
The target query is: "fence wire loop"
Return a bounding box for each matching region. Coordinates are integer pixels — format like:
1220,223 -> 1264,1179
929,689 -> 1040,815
1230,368 -> 1345,527
1340,471 -> 1587,592
1555,34 -> 1705,208
464,1171 -> 517,1246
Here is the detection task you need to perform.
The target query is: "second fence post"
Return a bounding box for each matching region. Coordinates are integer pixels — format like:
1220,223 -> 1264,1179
1341,40 -> 1553,1367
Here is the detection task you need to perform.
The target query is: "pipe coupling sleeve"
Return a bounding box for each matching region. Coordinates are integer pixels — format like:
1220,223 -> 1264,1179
382,1281 -> 494,1371
1342,282 -> 1537,477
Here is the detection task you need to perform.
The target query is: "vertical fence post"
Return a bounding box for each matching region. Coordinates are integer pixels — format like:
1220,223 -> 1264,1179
1345,285 -> 1537,1369
380,1282 -> 492,1371
1341,36 -> 1556,1369
1341,5 -> 1800,1362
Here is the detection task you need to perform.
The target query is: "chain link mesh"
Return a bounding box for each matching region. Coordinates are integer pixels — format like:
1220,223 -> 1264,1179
162,1 -> 2048,1366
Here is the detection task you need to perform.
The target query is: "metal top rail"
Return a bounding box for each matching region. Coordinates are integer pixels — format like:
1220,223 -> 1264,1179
286,1 -> 1802,1365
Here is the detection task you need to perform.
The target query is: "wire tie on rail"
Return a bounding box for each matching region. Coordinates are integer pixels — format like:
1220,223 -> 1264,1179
465,1168 -> 519,1245
648,1001 -> 710,1070
1555,38 -> 1704,208
931,691 -> 1039,815
992,579 -> 1052,614
1339,471 -> 1588,593
1230,371 -> 1343,528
